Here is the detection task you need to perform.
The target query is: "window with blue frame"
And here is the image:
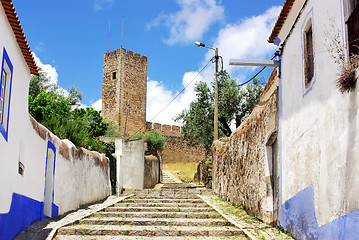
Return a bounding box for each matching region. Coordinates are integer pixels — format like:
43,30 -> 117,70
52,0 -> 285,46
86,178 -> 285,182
0,48 -> 13,141
303,20 -> 314,89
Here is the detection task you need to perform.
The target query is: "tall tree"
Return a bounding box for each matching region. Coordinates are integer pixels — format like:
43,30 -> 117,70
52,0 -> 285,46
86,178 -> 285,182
28,68 -> 112,151
175,70 -> 264,153
29,67 -> 58,97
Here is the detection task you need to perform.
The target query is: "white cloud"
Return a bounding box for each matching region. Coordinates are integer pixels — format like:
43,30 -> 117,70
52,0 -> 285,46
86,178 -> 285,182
146,72 -> 202,125
205,6 -> 282,80
91,99 -> 102,111
33,52 -> 58,86
148,0 -> 224,45
32,52 -> 72,98
93,0 -> 114,11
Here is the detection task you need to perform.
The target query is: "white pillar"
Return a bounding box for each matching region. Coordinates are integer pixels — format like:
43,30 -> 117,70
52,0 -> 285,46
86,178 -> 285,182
115,138 -> 123,195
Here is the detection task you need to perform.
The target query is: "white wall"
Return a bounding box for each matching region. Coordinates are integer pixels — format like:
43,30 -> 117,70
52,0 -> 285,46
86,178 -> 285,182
0,2 -> 111,239
122,139 -> 145,189
277,0 -> 359,238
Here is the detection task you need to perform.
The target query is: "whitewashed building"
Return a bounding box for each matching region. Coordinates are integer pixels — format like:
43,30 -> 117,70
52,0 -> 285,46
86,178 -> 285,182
269,0 -> 359,239
0,1 -> 111,239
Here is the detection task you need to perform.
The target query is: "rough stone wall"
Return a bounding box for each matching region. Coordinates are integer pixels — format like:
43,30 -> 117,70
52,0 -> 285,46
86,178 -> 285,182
102,48 -> 147,137
146,122 -> 206,164
194,159 -> 211,188
162,136 -> 205,163
212,70 -> 279,224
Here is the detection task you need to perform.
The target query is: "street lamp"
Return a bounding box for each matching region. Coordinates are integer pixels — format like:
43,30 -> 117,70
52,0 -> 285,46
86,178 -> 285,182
195,41 -> 219,141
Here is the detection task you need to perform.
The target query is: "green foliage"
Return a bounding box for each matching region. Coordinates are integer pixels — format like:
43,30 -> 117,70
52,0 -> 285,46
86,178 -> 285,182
131,131 -> 166,152
235,77 -> 264,126
29,68 -> 58,97
130,132 -> 144,139
144,131 -> 166,152
67,86 -> 83,106
175,82 -> 214,153
72,107 -> 108,138
28,91 -> 71,122
41,113 -> 89,147
105,121 -> 122,137
28,70 -> 112,152
175,70 -> 264,153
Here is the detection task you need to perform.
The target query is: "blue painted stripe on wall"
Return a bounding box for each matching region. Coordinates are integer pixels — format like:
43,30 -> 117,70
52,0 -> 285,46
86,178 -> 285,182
279,187 -> 319,239
279,187 -> 359,240
319,206 -> 359,240
0,193 -> 58,240
52,203 -> 59,218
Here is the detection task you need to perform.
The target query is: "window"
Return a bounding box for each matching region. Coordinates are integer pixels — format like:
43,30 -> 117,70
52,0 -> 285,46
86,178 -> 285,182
0,48 -> 13,141
112,71 -> 116,79
346,0 -> 359,55
304,23 -> 314,89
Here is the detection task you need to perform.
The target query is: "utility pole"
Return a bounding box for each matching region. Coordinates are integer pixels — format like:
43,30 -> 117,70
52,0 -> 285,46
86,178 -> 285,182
195,41 -> 220,142
214,48 -> 219,141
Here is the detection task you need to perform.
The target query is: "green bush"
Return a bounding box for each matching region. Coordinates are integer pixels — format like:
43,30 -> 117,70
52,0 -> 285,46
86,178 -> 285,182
28,90 -> 114,153
130,131 -> 166,152
144,131 -> 166,152
131,132 -> 144,139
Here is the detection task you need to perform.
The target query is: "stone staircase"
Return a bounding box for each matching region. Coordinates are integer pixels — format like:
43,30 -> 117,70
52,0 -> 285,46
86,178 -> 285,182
54,176 -> 247,239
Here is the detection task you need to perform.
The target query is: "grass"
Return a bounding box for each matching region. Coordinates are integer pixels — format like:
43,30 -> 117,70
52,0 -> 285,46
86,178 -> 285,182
163,162 -> 198,182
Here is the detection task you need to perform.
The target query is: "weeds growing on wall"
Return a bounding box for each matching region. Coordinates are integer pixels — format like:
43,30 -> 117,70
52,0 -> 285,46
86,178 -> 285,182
325,18 -> 359,93
337,55 -> 359,93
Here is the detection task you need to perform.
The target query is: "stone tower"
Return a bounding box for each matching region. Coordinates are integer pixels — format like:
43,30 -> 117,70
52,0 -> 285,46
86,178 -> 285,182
102,48 -> 147,137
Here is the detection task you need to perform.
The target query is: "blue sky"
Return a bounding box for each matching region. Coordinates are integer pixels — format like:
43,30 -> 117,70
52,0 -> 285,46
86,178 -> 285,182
13,0 -> 284,125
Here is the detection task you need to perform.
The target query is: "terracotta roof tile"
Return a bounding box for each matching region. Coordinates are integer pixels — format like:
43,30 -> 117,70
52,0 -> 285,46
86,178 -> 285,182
1,0 -> 39,75
268,0 -> 296,43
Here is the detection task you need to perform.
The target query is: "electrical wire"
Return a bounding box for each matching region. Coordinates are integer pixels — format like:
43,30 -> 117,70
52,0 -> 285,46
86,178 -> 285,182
126,58 -> 213,141
230,54 -> 278,87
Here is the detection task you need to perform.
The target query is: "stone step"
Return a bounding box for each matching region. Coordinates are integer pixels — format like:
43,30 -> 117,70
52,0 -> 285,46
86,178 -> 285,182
132,195 -> 200,200
103,206 -> 213,213
79,217 -> 231,227
125,189 -> 211,195
114,202 -> 208,208
124,191 -> 203,196
55,235 -> 247,239
57,225 -> 243,237
123,198 -> 203,203
94,211 -> 221,219
160,183 -> 203,187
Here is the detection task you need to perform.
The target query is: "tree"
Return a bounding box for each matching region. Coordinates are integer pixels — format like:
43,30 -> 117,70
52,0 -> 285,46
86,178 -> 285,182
29,68 -> 58,97
175,82 -> 214,153
28,69 -> 110,151
175,70 -> 264,153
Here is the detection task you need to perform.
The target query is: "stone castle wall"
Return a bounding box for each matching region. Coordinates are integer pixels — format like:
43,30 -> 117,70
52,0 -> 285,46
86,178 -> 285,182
146,122 -> 206,164
102,48 -> 147,137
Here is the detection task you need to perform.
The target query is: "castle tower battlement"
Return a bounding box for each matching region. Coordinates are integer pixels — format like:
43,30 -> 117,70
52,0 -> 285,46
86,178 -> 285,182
145,122 -> 182,137
102,48 -> 147,136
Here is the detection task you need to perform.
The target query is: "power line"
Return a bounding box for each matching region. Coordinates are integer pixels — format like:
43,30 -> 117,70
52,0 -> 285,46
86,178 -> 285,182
230,54 -> 278,87
126,58 -> 213,141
